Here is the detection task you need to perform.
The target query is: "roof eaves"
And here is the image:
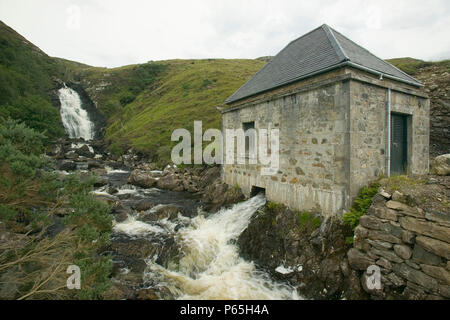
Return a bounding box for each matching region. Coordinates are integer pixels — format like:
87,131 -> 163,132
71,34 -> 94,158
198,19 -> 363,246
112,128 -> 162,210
346,61 -> 424,87
225,61 -> 349,105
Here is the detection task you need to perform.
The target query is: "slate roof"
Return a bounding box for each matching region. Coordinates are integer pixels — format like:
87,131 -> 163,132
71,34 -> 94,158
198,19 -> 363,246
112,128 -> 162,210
225,24 -> 423,104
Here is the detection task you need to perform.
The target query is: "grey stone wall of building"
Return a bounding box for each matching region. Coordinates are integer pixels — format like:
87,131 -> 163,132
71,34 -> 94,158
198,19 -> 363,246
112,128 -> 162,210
222,67 -> 429,217
223,79 -> 351,217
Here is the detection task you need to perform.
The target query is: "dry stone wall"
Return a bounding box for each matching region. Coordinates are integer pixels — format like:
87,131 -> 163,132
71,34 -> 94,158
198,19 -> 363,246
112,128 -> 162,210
348,189 -> 450,299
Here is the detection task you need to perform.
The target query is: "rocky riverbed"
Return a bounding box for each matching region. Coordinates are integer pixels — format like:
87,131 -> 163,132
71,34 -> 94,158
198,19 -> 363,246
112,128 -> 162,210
47,138 -> 298,300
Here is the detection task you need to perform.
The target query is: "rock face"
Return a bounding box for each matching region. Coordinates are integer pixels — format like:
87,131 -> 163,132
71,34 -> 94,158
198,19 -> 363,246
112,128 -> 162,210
413,64 -> 450,157
347,184 -> 450,300
237,204 -> 363,300
432,154 -> 450,176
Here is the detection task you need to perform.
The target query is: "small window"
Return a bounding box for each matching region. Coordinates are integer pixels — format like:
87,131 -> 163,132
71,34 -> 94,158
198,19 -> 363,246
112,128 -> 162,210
243,121 -> 255,157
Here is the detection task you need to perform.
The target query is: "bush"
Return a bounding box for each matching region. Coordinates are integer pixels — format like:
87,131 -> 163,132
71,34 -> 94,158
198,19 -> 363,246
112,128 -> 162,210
0,120 -> 113,300
342,182 -> 380,231
109,142 -> 123,156
296,211 -> 322,232
0,95 -> 65,142
119,93 -> 136,106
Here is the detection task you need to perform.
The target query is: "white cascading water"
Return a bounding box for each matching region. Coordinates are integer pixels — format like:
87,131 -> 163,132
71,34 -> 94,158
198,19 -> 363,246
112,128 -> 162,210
58,85 -> 94,140
143,194 -> 301,300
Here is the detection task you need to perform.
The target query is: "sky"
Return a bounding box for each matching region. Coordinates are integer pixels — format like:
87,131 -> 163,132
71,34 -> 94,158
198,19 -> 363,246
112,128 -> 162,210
0,0 -> 449,68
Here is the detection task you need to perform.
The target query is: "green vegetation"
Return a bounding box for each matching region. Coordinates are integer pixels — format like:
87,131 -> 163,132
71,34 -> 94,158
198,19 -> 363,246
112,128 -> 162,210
379,175 -> 426,192
0,96 -> 65,143
296,211 -> 322,232
78,62 -> 169,119
342,182 -> 380,231
387,57 -> 450,75
0,21 -> 83,141
102,59 -> 265,162
266,201 -> 284,212
0,119 -> 112,299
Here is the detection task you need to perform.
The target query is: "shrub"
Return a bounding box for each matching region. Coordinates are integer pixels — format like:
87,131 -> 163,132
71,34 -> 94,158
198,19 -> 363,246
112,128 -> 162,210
0,95 -> 65,142
266,201 -> 283,212
0,120 -> 113,299
342,182 -> 380,230
296,211 -> 322,232
109,142 -> 123,156
119,93 -> 136,106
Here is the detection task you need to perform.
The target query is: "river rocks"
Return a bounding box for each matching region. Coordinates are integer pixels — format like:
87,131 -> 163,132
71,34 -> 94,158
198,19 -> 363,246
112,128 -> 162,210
93,192 -> 118,205
58,160 -> 77,171
202,181 -> 245,213
136,288 -> 159,300
156,174 -> 183,191
238,202 -> 359,300
76,144 -> 94,158
111,203 -> 132,222
134,199 -> 154,212
128,169 -> 158,188
432,154 -> 450,176
139,204 -> 185,222
93,176 -> 109,188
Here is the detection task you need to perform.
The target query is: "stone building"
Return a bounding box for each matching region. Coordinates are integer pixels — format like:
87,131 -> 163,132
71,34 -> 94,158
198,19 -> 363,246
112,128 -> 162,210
221,24 -> 429,217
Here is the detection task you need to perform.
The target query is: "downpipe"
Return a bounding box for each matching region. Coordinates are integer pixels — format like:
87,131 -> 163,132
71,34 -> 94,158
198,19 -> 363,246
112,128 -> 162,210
387,88 -> 391,177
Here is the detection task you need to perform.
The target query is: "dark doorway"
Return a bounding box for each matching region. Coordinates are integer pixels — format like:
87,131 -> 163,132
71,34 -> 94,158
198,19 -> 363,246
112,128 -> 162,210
390,114 -> 408,175
251,186 -> 265,197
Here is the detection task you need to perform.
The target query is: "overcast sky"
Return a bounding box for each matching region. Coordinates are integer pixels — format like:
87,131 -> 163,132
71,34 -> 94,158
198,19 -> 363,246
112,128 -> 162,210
0,0 -> 449,68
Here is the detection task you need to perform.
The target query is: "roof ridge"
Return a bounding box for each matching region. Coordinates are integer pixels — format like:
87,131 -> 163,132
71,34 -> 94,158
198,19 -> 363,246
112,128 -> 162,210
329,27 -> 421,84
321,24 -> 349,62
226,25 -> 329,103
286,24 -> 326,46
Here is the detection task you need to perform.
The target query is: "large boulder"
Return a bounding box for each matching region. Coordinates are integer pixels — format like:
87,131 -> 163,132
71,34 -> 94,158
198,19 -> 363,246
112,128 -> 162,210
139,204 -> 185,222
128,169 -> 158,188
156,174 -> 183,191
76,144 -> 94,158
202,181 -> 245,213
432,154 -> 450,176
58,160 -> 77,171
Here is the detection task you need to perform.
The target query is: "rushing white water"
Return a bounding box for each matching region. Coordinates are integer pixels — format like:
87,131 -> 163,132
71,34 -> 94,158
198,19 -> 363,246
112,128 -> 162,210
113,214 -> 165,236
144,194 -> 301,300
58,86 -> 95,140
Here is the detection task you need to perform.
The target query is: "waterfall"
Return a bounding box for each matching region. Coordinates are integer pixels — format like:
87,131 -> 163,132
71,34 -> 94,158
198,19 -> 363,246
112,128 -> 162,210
58,85 -> 95,140
143,194 -> 301,300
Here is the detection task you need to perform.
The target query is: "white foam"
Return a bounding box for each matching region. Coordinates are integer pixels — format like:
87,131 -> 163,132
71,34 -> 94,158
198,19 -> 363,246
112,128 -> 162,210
145,195 -> 301,300
113,215 -> 164,236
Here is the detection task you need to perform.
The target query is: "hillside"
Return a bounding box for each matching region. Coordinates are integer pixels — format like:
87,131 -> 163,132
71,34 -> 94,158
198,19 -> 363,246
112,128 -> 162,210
0,21 -> 78,139
77,59 -> 265,162
0,21 -> 448,161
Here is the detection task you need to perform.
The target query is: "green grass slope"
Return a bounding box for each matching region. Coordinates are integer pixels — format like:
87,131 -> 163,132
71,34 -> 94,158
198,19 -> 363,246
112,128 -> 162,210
0,21 -> 81,140
102,59 -> 265,162
387,57 -> 450,75
77,62 -> 168,119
